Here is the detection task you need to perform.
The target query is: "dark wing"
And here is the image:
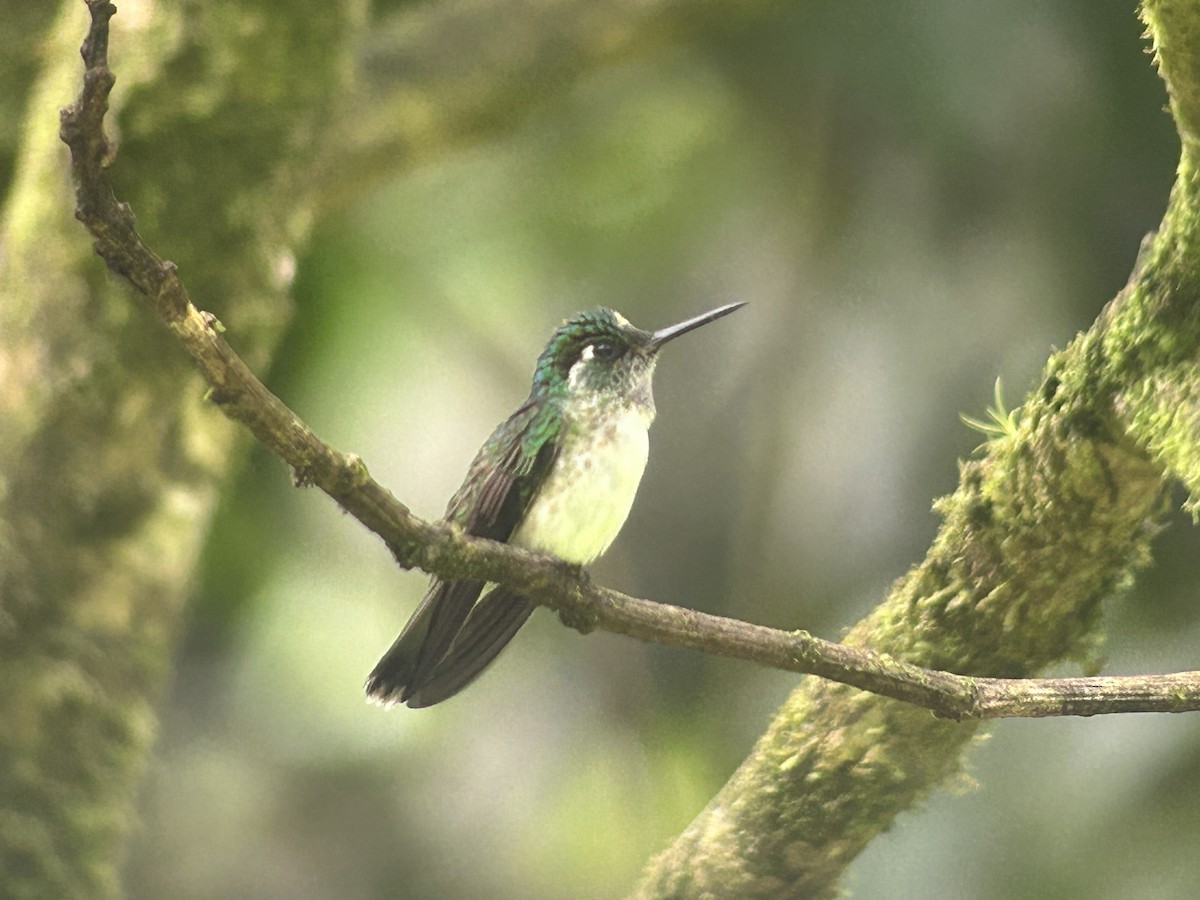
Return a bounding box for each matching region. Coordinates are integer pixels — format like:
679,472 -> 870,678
365,400 -> 561,706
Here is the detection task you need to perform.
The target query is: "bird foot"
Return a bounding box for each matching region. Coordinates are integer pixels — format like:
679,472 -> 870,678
556,563 -> 598,633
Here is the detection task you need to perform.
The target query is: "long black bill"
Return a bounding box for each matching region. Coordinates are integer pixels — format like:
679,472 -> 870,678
649,301 -> 746,350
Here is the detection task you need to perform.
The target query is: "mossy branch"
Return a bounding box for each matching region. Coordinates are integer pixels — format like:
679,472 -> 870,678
635,2 -> 1200,896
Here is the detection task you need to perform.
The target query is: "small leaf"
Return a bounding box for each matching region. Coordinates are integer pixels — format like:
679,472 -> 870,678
960,378 -> 1019,450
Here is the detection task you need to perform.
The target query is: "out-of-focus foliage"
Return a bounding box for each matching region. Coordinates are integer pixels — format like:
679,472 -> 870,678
119,2 -> 1198,899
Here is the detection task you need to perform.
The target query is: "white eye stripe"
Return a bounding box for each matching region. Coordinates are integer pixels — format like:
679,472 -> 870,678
580,344 -> 596,362
567,356 -> 587,388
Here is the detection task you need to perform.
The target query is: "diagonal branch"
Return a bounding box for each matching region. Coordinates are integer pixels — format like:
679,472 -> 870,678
635,4 -> 1200,896
59,1 -> 1200,728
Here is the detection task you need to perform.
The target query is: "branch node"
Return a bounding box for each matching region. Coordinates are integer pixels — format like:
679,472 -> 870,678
205,387 -> 238,407
292,464 -> 317,488
311,453 -> 372,494
199,310 -> 226,333
340,453 -> 371,489
156,261 -> 188,318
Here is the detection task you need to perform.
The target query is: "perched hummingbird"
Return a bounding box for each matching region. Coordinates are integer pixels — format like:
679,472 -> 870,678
366,302 -> 745,708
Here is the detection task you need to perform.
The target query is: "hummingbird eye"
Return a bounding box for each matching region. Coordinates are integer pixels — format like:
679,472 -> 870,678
589,340 -> 620,361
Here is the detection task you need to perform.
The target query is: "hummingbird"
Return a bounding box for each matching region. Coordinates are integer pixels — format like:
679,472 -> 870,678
366,302 -> 745,708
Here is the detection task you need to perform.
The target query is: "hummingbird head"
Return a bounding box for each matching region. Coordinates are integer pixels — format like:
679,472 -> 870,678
532,302 -> 745,409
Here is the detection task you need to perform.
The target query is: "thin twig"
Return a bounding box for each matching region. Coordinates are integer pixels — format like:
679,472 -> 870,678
59,0 -> 1200,721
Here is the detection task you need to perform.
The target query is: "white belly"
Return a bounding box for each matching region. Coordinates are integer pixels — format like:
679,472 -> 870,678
510,406 -> 651,564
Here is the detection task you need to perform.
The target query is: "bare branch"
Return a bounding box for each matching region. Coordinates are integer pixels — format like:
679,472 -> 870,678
60,0 -> 1200,729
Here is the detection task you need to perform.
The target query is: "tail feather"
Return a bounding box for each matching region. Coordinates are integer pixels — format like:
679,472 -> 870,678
405,587 -> 534,708
364,579 -> 470,706
365,582 -> 533,708
364,593 -> 431,706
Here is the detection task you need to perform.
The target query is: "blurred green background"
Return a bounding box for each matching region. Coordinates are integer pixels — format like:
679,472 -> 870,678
122,2 -> 1200,898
